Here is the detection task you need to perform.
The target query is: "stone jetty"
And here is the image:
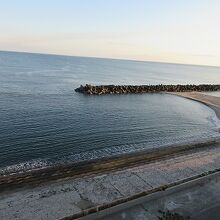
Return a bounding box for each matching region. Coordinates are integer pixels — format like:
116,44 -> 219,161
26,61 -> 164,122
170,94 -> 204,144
75,84 -> 220,95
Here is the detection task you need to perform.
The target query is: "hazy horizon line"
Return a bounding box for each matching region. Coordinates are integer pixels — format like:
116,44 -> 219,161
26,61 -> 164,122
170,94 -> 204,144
1,49 -> 220,68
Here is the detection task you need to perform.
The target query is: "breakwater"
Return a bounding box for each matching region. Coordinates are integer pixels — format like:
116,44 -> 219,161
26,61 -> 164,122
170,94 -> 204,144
75,84 -> 220,95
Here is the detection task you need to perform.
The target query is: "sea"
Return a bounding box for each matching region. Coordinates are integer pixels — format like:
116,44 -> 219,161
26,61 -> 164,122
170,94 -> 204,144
1,51 -> 220,175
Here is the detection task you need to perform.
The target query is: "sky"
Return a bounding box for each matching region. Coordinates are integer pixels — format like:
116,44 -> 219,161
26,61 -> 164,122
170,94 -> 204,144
0,0 -> 220,66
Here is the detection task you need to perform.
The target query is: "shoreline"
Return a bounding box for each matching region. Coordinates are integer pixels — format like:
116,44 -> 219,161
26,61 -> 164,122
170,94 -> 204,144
1,92 -> 220,191
2,92 -> 220,219
2,140 -> 220,220
170,92 -> 220,120
1,137 -> 220,193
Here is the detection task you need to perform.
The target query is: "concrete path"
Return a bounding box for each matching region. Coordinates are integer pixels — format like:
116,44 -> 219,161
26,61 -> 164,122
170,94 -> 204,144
84,171 -> 220,220
1,145 -> 220,220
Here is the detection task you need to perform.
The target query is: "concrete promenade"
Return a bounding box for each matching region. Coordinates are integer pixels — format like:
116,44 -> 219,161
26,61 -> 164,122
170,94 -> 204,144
1,144 -> 220,220
1,92 -> 220,220
83,171 -> 220,220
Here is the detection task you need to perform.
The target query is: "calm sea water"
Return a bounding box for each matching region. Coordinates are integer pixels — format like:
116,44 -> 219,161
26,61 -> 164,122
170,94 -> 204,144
1,51 -> 220,174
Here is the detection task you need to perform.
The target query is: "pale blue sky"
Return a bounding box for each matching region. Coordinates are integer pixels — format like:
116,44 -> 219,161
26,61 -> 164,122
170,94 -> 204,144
1,0 -> 220,65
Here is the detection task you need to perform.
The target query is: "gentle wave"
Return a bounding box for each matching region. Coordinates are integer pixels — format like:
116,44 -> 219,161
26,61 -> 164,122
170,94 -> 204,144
1,136 -> 220,176
0,159 -> 50,176
1,51 -> 220,174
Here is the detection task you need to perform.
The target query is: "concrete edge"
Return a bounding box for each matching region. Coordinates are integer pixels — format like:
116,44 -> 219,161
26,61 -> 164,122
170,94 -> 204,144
62,169 -> 220,220
1,138 -> 220,193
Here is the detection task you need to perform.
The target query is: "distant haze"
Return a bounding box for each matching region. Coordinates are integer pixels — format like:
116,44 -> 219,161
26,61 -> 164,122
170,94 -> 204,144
0,0 -> 220,66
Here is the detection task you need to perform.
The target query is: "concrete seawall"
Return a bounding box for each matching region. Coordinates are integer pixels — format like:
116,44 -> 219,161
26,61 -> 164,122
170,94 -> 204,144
1,142 -> 220,220
1,139 -> 219,192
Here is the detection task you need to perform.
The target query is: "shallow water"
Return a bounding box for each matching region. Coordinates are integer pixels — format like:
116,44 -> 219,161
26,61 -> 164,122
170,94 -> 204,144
0,51 -> 220,174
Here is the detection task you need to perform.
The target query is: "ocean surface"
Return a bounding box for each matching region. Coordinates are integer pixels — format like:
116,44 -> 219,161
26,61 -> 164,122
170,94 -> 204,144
1,51 -> 220,175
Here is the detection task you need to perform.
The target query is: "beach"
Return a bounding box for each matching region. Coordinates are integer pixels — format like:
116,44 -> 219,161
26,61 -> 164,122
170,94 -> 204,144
1,52 -> 220,219
0,93 -> 220,219
171,92 -> 220,119
1,1 -> 220,219
1,52 -> 220,175
1,138 -> 219,192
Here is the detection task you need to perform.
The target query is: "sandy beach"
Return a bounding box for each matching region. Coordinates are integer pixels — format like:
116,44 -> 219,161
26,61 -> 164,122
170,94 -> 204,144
171,92 -> 220,119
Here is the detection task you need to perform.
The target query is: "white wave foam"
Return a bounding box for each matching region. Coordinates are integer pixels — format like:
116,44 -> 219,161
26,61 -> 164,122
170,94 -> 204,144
62,135 -> 219,164
0,159 -> 50,176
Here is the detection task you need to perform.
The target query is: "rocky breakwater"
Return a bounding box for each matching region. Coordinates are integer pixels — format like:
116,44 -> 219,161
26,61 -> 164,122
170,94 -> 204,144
75,84 -> 220,95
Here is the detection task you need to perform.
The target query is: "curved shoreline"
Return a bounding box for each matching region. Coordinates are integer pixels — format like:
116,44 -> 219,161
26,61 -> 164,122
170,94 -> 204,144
1,92 -> 220,192
170,92 -> 220,120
